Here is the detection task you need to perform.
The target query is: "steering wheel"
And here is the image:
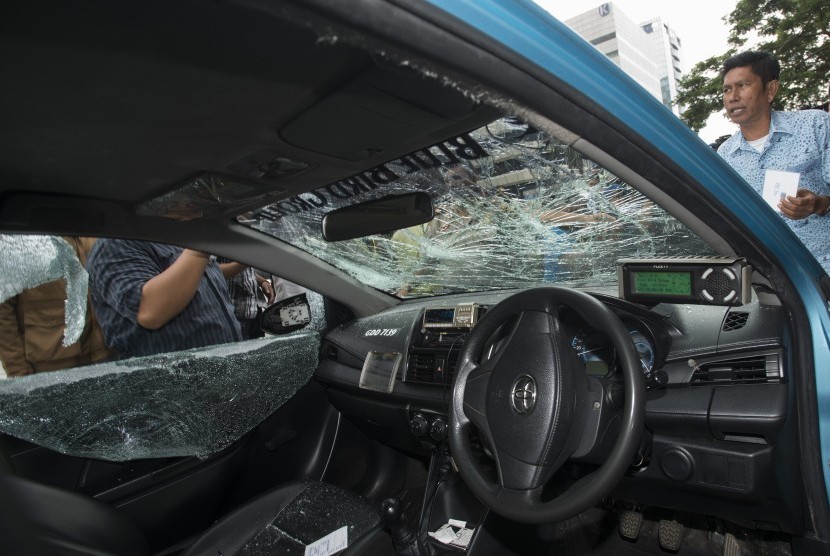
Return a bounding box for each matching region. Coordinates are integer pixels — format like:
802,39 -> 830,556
448,287 -> 645,523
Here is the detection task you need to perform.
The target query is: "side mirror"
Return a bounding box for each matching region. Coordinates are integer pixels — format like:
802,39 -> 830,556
321,192 -> 434,241
261,293 -> 311,335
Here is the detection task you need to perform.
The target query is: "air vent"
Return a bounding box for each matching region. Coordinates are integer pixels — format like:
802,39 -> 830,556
407,352 -> 457,384
324,344 -> 339,360
690,353 -> 781,385
723,311 -> 749,331
447,351 -> 460,380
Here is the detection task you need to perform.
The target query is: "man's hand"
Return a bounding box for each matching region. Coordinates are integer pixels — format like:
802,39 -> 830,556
779,190 -> 830,220
257,276 -> 276,305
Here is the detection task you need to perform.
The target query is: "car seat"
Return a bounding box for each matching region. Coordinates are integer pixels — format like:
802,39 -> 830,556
0,473 -> 393,555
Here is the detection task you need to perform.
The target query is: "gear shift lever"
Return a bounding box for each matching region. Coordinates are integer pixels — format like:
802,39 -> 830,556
380,498 -> 421,555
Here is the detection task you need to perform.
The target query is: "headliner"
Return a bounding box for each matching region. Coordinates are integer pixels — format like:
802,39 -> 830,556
0,0 -> 497,214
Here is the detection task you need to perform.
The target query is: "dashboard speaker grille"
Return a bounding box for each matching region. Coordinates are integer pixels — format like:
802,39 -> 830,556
723,311 -> 749,331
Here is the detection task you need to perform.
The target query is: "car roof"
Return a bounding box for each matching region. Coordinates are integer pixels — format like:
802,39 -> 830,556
0,0 -> 497,213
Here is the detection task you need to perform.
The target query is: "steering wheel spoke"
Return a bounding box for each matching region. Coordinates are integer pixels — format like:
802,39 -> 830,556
461,362 -> 491,430
493,449 -> 557,491
496,484 -> 545,509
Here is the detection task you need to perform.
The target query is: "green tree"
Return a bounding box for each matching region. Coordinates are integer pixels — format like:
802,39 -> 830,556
675,0 -> 830,132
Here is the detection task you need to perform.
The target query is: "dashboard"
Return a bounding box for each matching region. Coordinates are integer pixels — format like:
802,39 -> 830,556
405,302 -> 666,388
314,286 -> 796,532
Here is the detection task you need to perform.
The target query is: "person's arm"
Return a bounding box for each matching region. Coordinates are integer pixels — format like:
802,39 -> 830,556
255,274 -> 276,304
782,113 -> 830,219
218,261 -> 247,279
218,262 -> 275,303
136,249 -> 211,330
0,297 -> 35,376
779,190 -> 830,220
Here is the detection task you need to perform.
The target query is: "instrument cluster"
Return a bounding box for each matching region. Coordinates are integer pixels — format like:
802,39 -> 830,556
569,317 -> 657,379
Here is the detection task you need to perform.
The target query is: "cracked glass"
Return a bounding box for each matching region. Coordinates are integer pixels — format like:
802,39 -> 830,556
239,482 -> 380,555
243,116 -> 714,297
0,235 -> 322,461
0,334 -> 319,461
0,235 -> 89,346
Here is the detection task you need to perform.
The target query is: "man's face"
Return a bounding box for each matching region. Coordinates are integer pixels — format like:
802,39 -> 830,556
722,66 -> 778,130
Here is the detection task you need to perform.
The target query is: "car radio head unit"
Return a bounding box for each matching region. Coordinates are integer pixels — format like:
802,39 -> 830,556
423,303 -> 482,329
618,258 -> 751,306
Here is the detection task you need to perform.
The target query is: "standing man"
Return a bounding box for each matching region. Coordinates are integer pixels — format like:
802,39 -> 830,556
87,240 -> 242,359
717,50 -> 830,273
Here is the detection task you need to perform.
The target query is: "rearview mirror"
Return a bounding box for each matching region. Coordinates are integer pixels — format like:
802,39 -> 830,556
321,192 -> 434,241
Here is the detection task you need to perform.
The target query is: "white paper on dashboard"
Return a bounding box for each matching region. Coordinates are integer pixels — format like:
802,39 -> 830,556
762,169 -> 799,211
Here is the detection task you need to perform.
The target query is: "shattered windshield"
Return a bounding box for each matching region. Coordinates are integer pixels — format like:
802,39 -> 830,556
243,116 -> 714,297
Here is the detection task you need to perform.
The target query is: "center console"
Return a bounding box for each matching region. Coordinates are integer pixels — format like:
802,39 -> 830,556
404,303 -> 487,450
405,303 -> 486,386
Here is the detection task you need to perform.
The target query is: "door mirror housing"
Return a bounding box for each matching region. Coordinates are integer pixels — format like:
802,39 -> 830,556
261,293 -> 311,335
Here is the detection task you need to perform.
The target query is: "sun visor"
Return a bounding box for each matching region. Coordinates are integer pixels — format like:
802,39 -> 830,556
280,67 -> 480,161
136,170 -> 301,221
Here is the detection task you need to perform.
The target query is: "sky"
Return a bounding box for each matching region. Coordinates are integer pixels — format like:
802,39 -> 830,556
532,0 -> 739,143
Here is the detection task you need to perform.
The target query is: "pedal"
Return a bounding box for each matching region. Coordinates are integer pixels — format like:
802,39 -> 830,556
722,532 -> 742,556
618,510 -> 642,540
658,519 -> 683,552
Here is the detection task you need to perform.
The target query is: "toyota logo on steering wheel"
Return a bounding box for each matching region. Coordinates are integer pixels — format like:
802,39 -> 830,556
511,375 -> 537,415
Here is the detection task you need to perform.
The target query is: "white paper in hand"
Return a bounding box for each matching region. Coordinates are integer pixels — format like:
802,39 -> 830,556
762,169 -> 799,211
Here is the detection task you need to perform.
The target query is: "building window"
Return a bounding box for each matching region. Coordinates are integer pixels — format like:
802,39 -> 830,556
590,32 -> 616,46
660,77 -> 671,106
642,23 -> 653,34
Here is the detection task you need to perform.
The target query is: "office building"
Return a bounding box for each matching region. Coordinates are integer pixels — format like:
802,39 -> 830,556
564,3 -> 684,115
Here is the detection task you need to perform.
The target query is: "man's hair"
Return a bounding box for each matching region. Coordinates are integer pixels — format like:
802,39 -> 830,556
722,51 -> 780,86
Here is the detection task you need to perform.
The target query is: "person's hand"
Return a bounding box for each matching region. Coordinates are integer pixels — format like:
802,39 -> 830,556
258,278 -> 276,305
779,190 -> 829,220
